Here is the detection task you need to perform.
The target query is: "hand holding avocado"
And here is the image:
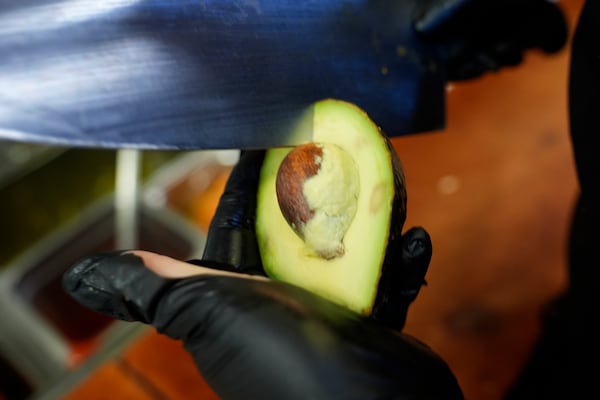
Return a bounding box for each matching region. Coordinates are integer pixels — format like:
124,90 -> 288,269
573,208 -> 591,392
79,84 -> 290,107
62,100 -> 461,399
63,250 -> 463,400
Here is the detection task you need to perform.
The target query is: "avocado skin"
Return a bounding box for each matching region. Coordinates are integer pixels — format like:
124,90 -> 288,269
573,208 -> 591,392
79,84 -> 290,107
371,138 -> 411,328
256,99 -> 424,322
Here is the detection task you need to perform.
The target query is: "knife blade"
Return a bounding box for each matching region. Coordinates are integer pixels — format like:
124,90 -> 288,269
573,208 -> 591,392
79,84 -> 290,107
0,0 -> 446,150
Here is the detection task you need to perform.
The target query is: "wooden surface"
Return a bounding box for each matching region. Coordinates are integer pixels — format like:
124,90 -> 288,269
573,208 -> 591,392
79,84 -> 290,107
63,333 -> 219,400
63,1 -> 584,399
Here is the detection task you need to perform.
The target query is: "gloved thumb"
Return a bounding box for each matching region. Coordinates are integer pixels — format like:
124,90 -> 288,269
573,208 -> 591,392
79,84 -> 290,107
62,251 -> 173,323
61,250 -> 248,324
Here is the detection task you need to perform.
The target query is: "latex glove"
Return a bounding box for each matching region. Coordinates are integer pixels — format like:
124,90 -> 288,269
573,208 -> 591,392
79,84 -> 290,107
187,150 -> 433,331
414,0 -> 569,80
62,251 -> 463,400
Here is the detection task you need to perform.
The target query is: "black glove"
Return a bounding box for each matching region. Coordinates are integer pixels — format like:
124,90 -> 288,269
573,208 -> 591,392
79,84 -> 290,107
414,0 -> 569,80
63,252 -> 463,399
63,150 -> 461,399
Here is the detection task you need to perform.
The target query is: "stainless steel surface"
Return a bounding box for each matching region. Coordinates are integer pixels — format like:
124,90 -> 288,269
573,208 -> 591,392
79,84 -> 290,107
115,149 -> 142,249
0,150 -> 239,399
0,0 -> 445,150
0,141 -> 66,189
0,197 -> 202,391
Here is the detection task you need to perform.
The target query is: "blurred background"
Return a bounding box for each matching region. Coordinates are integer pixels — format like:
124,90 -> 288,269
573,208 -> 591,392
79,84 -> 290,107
0,0 -> 584,399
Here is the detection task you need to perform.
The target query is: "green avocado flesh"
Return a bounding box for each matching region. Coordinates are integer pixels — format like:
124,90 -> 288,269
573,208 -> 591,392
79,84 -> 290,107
256,99 -> 405,315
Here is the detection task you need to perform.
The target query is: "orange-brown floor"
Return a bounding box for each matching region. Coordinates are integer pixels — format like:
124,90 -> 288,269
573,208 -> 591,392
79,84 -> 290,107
64,1 -> 585,399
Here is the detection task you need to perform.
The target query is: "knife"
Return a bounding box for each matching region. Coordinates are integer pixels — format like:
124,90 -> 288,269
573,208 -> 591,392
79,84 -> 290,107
0,0 -> 446,150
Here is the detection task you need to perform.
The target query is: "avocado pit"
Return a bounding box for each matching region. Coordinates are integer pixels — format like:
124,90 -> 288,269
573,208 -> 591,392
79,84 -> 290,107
275,142 -> 360,259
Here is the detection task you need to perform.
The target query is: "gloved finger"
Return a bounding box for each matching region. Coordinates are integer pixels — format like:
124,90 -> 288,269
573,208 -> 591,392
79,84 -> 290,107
62,251 -> 175,324
191,150 -> 266,275
62,250 -> 266,323
372,226 -> 432,330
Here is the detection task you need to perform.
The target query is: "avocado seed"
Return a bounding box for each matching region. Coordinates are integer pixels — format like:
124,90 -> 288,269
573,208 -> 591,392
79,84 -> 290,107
275,142 -> 360,259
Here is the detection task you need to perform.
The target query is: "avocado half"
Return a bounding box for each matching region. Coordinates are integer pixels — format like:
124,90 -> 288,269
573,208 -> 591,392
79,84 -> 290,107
255,98 -> 406,316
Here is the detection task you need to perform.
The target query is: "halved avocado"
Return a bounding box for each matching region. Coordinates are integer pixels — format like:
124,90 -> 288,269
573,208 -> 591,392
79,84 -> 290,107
256,98 -> 406,316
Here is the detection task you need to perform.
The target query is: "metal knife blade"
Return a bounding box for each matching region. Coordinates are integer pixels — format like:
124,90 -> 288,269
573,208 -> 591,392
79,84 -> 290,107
0,0 -> 446,150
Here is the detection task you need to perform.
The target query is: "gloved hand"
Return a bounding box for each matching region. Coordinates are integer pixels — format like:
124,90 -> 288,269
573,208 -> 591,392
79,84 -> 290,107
414,0 -> 569,80
63,251 -> 463,400
183,150 -> 433,331
63,150 -> 463,399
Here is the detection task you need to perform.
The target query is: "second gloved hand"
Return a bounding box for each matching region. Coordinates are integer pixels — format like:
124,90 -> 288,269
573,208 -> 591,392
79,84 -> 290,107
414,0 -> 569,80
